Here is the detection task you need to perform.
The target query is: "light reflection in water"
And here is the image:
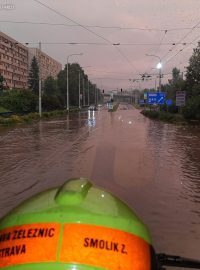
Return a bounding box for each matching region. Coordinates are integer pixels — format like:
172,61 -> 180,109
87,110 -> 96,127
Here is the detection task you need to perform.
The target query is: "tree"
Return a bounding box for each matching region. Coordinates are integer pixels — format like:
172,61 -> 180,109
28,56 -> 39,94
43,76 -> 57,96
0,74 -> 4,91
181,42 -> 200,119
185,42 -> 200,97
57,63 -> 84,107
57,68 -> 67,107
167,67 -> 184,100
0,90 -> 37,113
183,95 -> 200,120
57,62 -> 98,108
172,67 -> 182,83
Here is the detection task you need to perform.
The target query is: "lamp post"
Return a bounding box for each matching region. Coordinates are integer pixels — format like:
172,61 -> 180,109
66,53 -> 83,111
80,66 -> 92,107
146,54 -> 162,92
88,79 -> 90,106
83,75 -> 85,106
79,70 -> 81,109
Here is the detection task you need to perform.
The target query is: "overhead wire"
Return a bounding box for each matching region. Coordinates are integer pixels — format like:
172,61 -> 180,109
145,30 -> 168,75
161,18 -> 200,62
163,32 -> 200,75
32,0 -> 138,73
147,18 -> 200,83
1,20 -> 200,32
12,41 -> 194,46
89,71 -> 186,81
4,1 -> 198,88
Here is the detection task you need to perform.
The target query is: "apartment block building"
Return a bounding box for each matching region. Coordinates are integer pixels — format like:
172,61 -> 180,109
0,31 -> 62,90
0,31 -> 29,89
28,48 -> 62,81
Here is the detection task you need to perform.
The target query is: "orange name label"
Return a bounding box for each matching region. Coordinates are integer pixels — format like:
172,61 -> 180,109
60,224 -> 151,270
0,223 -> 60,268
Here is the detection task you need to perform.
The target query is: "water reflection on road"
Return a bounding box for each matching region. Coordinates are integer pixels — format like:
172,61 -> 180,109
0,104 -> 200,259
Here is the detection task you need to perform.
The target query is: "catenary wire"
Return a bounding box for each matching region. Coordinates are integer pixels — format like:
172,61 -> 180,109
161,19 -> 200,61
11,41 -> 194,46
163,32 -> 200,67
32,0 -> 138,73
1,20 -> 200,32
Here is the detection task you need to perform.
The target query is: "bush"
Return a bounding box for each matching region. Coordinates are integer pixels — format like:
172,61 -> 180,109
182,96 -> 200,120
141,110 -> 159,119
0,115 -> 23,125
0,106 -> 10,113
141,109 -> 184,123
0,90 -> 37,114
159,112 -> 174,122
42,95 -> 63,111
160,102 -> 178,113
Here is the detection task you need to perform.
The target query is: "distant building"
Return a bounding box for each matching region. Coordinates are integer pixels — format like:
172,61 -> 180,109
0,31 -> 29,89
28,48 -> 62,81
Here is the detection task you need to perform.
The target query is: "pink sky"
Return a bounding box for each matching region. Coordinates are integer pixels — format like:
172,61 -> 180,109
1,0 -> 200,91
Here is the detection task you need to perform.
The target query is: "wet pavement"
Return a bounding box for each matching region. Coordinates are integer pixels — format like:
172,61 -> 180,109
0,104 -> 200,259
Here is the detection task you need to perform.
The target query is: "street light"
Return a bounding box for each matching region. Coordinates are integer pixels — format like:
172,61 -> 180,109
80,66 -> 92,107
146,54 -> 162,92
66,53 -> 83,111
79,70 -> 81,109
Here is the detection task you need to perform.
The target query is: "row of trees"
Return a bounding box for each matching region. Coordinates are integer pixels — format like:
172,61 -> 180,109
28,57 -> 102,111
0,57 -> 102,113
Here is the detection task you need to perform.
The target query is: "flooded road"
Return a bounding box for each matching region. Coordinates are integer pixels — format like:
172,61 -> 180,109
0,104 -> 200,260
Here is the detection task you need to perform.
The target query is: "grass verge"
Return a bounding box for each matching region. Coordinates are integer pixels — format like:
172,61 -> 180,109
0,106 -> 10,113
0,108 -> 80,126
141,109 -> 185,123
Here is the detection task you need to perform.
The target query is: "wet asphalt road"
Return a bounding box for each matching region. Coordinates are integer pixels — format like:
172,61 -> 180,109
0,103 -> 200,260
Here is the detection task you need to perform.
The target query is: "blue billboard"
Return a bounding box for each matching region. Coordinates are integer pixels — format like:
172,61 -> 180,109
147,92 -> 166,105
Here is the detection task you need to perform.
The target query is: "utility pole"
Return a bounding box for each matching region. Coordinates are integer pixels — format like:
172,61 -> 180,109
66,53 -> 83,112
159,67 -> 161,92
83,76 -> 85,106
94,85 -> 96,105
39,41 -> 42,117
96,87 -> 98,105
88,79 -> 90,106
155,77 -> 157,91
79,70 -> 81,109
145,54 -> 162,92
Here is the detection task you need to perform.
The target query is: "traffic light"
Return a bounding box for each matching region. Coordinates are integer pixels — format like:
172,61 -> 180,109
121,89 -> 122,92
102,89 -> 104,93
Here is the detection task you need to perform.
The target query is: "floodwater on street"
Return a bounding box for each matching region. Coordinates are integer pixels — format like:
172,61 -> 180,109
0,104 -> 200,260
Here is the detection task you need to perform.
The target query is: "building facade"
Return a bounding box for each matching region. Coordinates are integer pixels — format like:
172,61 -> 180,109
28,48 -> 62,81
0,31 -> 62,90
0,31 -> 29,89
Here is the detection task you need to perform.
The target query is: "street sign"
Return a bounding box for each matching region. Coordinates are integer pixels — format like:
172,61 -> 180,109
139,99 -> 145,105
166,99 -> 172,106
147,92 -> 165,105
176,91 -> 185,106
108,103 -> 113,110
